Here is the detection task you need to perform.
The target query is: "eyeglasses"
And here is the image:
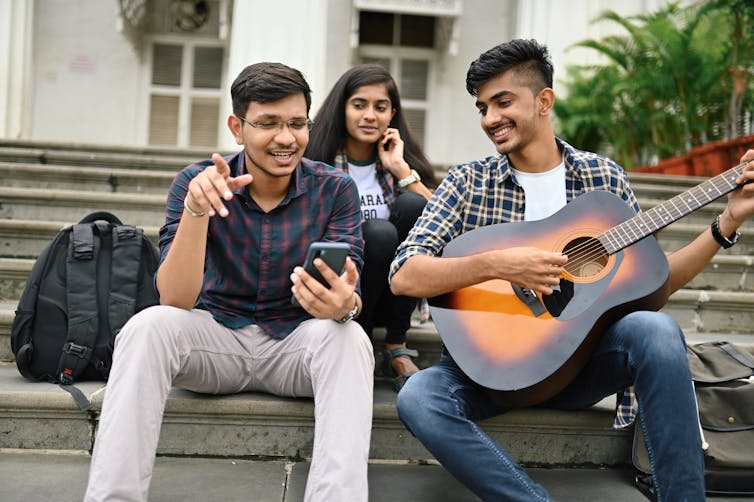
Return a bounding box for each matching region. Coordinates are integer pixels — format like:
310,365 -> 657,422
237,115 -> 313,132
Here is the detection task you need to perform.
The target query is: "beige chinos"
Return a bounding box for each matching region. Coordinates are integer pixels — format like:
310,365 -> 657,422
84,306 -> 374,502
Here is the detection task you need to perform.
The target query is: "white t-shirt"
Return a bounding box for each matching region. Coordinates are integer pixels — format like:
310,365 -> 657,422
511,159 -> 567,221
347,159 -> 390,221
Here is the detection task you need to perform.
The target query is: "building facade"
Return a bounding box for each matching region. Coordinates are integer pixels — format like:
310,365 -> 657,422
1,0 -> 666,166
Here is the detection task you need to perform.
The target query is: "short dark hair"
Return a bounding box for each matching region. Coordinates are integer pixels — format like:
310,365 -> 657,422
466,39 -> 553,97
230,62 -> 312,118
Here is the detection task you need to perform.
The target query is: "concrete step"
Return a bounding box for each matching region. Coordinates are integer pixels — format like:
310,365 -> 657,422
0,218 -> 160,259
4,215 -> 754,262
637,197 -> 754,229
0,162 -> 175,195
0,186 -> 166,228
2,251 -> 753,308
0,141 -> 209,171
628,171 -> 704,187
0,305 -> 443,365
1,332 -> 752,469
630,182 -> 696,200
653,221 -> 754,255
0,361 -> 630,465
0,451 -> 665,502
1,298 -> 753,368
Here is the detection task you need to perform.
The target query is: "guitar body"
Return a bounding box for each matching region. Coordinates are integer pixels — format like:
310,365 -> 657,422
428,190 -> 671,407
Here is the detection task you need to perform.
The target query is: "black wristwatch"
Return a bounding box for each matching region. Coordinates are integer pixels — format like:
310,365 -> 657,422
711,215 -> 740,249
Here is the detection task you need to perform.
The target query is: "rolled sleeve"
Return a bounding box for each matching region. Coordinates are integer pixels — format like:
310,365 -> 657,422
389,169 -> 467,281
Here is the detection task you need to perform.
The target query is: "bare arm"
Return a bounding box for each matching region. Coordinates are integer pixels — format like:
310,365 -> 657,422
379,128 -> 433,200
157,153 -> 253,308
156,210 -> 210,309
666,150 -> 754,294
390,246 -> 567,299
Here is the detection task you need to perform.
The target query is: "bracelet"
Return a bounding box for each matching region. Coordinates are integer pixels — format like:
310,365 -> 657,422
335,296 -> 359,323
710,215 -> 740,249
183,195 -> 206,218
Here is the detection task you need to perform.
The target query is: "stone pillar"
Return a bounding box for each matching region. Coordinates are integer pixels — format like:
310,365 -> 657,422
0,0 -> 34,139
220,0 -> 328,151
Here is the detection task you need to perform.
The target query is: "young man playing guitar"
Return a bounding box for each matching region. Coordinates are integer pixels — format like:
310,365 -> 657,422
389,39 -> 754,501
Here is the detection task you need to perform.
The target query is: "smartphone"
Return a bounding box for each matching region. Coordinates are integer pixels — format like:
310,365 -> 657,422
291,241 -> 350,306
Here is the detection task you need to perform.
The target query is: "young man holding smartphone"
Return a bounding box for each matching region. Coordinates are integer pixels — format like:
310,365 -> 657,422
85,62 -> 372,502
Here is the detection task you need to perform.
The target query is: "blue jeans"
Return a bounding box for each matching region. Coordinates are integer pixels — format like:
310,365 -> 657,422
397,311 -> 705,501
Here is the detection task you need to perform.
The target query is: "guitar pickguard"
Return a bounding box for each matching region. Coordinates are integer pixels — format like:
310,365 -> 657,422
550,251 -> 622,320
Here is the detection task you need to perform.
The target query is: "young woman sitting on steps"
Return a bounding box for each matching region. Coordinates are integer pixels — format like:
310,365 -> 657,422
306,63 -> 438,391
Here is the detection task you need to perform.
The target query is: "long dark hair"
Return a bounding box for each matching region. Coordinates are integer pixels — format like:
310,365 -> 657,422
306,64 -> 437,188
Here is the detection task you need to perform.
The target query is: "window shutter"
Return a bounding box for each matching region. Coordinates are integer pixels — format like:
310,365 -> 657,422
190,98 -> 220,147
193,46 -> 224,89
151,43 -> 183,86
149,95 -> 180,145
403,108 -> 426,148
400,59 -> 428,100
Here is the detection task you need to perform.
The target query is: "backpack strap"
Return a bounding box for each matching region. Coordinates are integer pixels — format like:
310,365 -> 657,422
59,383 -> 92,411
718,341 -> 754,371
57,223 -> 100,385
688,341 -> 754,384
100,225 -> 144,377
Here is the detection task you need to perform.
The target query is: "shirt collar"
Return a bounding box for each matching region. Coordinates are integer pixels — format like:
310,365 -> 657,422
232,149 -> 308,206
335,150 -> 385,173
494,137 -> 582,184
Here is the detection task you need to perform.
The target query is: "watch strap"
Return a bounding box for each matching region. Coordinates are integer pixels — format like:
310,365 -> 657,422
711,215 -> 740,249
397,169 -> 420,188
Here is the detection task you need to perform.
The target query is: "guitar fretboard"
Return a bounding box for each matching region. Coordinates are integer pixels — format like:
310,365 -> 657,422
599,162 -> 748,254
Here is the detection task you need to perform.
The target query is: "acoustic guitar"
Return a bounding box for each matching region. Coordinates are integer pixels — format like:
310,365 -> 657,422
428,161 -> 750,408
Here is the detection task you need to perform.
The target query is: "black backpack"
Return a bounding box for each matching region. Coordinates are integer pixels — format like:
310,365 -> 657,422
11,211 -> 160,390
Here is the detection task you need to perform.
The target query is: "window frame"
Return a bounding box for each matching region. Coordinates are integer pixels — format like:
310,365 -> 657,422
141,35 -> 227,148
358,44 -> 435,147
356,12 -> 437,148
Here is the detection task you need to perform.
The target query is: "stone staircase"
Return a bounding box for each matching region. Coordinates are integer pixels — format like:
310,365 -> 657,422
1,140 -> 753,473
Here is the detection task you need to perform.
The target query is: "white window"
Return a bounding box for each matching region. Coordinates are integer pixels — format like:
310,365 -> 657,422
357,12 -> 435,148
146,40 -> 225,148
142,0 -> 229,148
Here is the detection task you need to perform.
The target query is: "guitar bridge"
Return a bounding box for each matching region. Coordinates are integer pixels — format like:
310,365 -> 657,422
512,285 -> 547,317
512,279 -> 575,318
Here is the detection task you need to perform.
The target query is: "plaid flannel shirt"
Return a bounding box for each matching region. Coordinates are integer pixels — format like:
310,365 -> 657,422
389,138 -> 641,428
159,151 -> 363,340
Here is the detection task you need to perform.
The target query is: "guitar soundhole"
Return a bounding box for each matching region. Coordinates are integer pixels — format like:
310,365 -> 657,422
563,237 -> 607,279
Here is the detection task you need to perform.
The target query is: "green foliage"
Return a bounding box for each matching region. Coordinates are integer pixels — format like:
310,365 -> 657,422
554,1 -> 754,169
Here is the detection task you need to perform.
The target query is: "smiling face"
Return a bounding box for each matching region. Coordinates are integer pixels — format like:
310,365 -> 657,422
343,83 -> 396,157
475,70 -> 547,156
232,93 -> 309,180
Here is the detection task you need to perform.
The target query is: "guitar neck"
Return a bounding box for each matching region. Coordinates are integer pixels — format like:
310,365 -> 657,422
599,162 -> 749,254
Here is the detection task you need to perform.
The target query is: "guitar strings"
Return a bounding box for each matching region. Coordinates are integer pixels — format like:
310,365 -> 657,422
549,161 -> 749,277
560,238 -> 605,275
